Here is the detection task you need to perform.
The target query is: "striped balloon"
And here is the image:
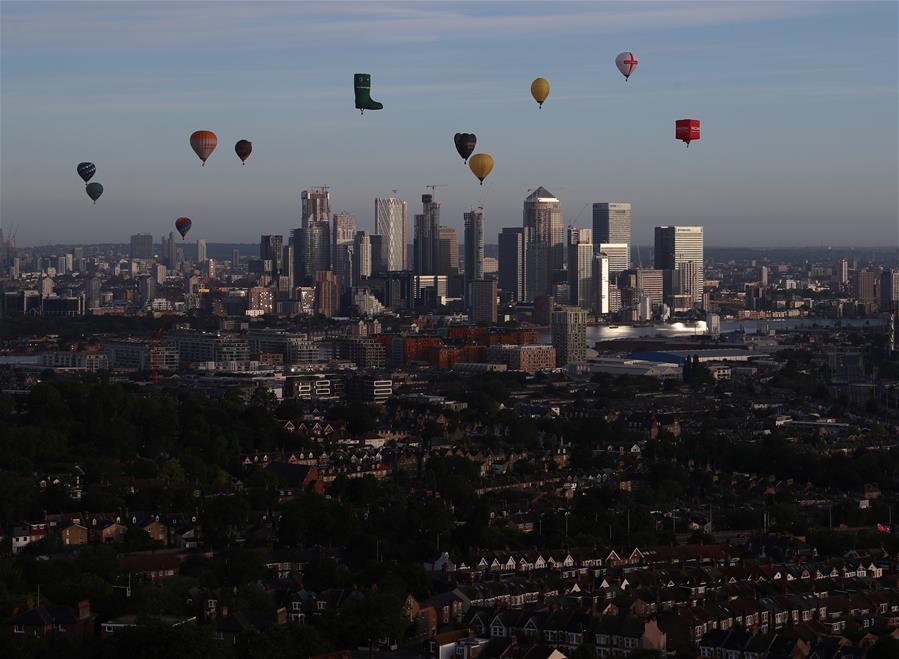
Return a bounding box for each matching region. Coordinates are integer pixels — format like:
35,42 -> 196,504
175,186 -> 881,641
189,130 -> 217,165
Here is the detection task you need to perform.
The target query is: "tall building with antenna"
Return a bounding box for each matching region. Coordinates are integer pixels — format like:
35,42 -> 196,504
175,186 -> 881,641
301,187 -> 331,228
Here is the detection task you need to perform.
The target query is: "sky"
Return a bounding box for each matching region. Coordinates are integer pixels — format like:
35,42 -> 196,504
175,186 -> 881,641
1,1 -> 897,248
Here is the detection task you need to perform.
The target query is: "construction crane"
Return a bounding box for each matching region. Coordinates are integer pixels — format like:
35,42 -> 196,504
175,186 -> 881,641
425,184 -> 447,193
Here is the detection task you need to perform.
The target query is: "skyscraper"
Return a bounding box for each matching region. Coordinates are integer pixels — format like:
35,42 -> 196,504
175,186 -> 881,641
464,207 -> 485,287
523,186 -> 563,301
197,239 -> 207,263
260,234 -> 283,280
353,231 -> 372,283
437,227 -> 459,276
654,226 -> 704,304
282,241 -> 294,291
592,253 -> 610,315
166,231 -> 177,269
332,212 -> 356,288
130,233 -> 153,261
856,270 -> 877,308
551,307 -> 588,367
881,270 -> 899,312
414,194 -> 441,276
567,227 -> 593,309
86,276 -> 101,310
592,203 -> 631,270
292,222 -> 331,285
314,271 -> 340,318
597,243 -> 629,279
468,279 -> 497,324
301,186 -> 330,227
498,228 -> 526,303
375,196 -> 408,271
332,211 -> 356,246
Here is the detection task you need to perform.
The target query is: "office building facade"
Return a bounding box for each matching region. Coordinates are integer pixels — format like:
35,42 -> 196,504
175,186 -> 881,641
464,207 -> 485,287
414,194 -> 441,276
551,307 -> 588,367
498,228 -> 526,303
375,197 -> 408,271
301,187 -> 330,227
567,227 -> 593,309
592,203 -> 631,270
654,225 -> 704,305
523,187 -> 563,301
130,233 -> 154,261
468,279 -> 497,324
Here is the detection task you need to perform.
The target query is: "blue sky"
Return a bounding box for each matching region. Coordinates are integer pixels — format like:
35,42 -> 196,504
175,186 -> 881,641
1,1 -> 896,247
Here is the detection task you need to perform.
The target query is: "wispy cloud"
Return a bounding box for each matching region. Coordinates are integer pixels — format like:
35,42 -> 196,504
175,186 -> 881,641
1,1 -> 830,50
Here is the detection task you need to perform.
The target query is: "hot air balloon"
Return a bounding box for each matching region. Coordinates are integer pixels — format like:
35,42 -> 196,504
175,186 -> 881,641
175,217 -> 192,239
530,78 -> 550,108
235,140 -> 252,164
468,153 -> 494,185
77,162 -> 96,184
675,119 -> 701,147
354,73 -> 383,114
615,52 -> 639,81
454,133 -> 477,163
190,130 -> 217,165
85,182 -> 103,204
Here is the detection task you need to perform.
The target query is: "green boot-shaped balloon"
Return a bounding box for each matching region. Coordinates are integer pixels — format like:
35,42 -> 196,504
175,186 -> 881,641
354,73 -> 383,114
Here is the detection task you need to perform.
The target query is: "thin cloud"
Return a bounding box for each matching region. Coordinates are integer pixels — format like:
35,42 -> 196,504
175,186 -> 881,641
1,1 -> 830,50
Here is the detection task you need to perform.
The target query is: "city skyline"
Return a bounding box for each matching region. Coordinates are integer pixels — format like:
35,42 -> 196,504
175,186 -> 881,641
1,1 -> 896,247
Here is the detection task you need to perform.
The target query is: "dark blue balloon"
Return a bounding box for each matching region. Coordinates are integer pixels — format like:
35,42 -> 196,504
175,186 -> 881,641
85,182 -> 103,204
77,162 -> 96,183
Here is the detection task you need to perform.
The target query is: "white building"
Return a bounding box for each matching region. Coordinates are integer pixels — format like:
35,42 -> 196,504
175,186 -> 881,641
375,197 -> 408,271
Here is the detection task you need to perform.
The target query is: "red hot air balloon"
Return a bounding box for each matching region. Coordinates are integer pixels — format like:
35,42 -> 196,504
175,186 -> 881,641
675,119 -> 700,147
615,51 -> 638,81
190,130 -> 217,165
175,217 -> 192,239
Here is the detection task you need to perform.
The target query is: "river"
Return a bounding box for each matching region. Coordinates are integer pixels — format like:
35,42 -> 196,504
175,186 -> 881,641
537,317 -> 888,343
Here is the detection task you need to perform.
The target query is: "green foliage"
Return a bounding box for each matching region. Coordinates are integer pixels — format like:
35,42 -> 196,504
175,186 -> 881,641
241,624 -> 331,659
98,623 -> 233,659
867,636 -> 899,659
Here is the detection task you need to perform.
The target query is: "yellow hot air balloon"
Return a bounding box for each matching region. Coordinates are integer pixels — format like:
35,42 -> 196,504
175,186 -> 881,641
468,153 -> 494,185
530,77 -> 550,108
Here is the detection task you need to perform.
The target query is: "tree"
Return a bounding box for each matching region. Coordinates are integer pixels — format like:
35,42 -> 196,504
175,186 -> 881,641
338,590 -> 408,654
242,625 -> 331,659
98,624 -> 233,659
867,636 -> 899,659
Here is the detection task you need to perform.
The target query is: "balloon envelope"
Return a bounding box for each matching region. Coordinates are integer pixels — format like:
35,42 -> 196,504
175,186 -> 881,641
190,130 -> 217,165
77,162 -> 96,184
85,182 -> 103,204
615,52 -> 639,80
675,119 -> 701,146
175,217 -> 192,239
235,139 -> 252,164
468,153 -> 494,185
454,133 -> 476,163
530,78 -> 550,107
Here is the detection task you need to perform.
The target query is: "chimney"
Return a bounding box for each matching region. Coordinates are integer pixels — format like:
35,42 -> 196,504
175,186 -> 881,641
221,605 -> 229,618
78,600 -> 91,620
275,606 -> 287,625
